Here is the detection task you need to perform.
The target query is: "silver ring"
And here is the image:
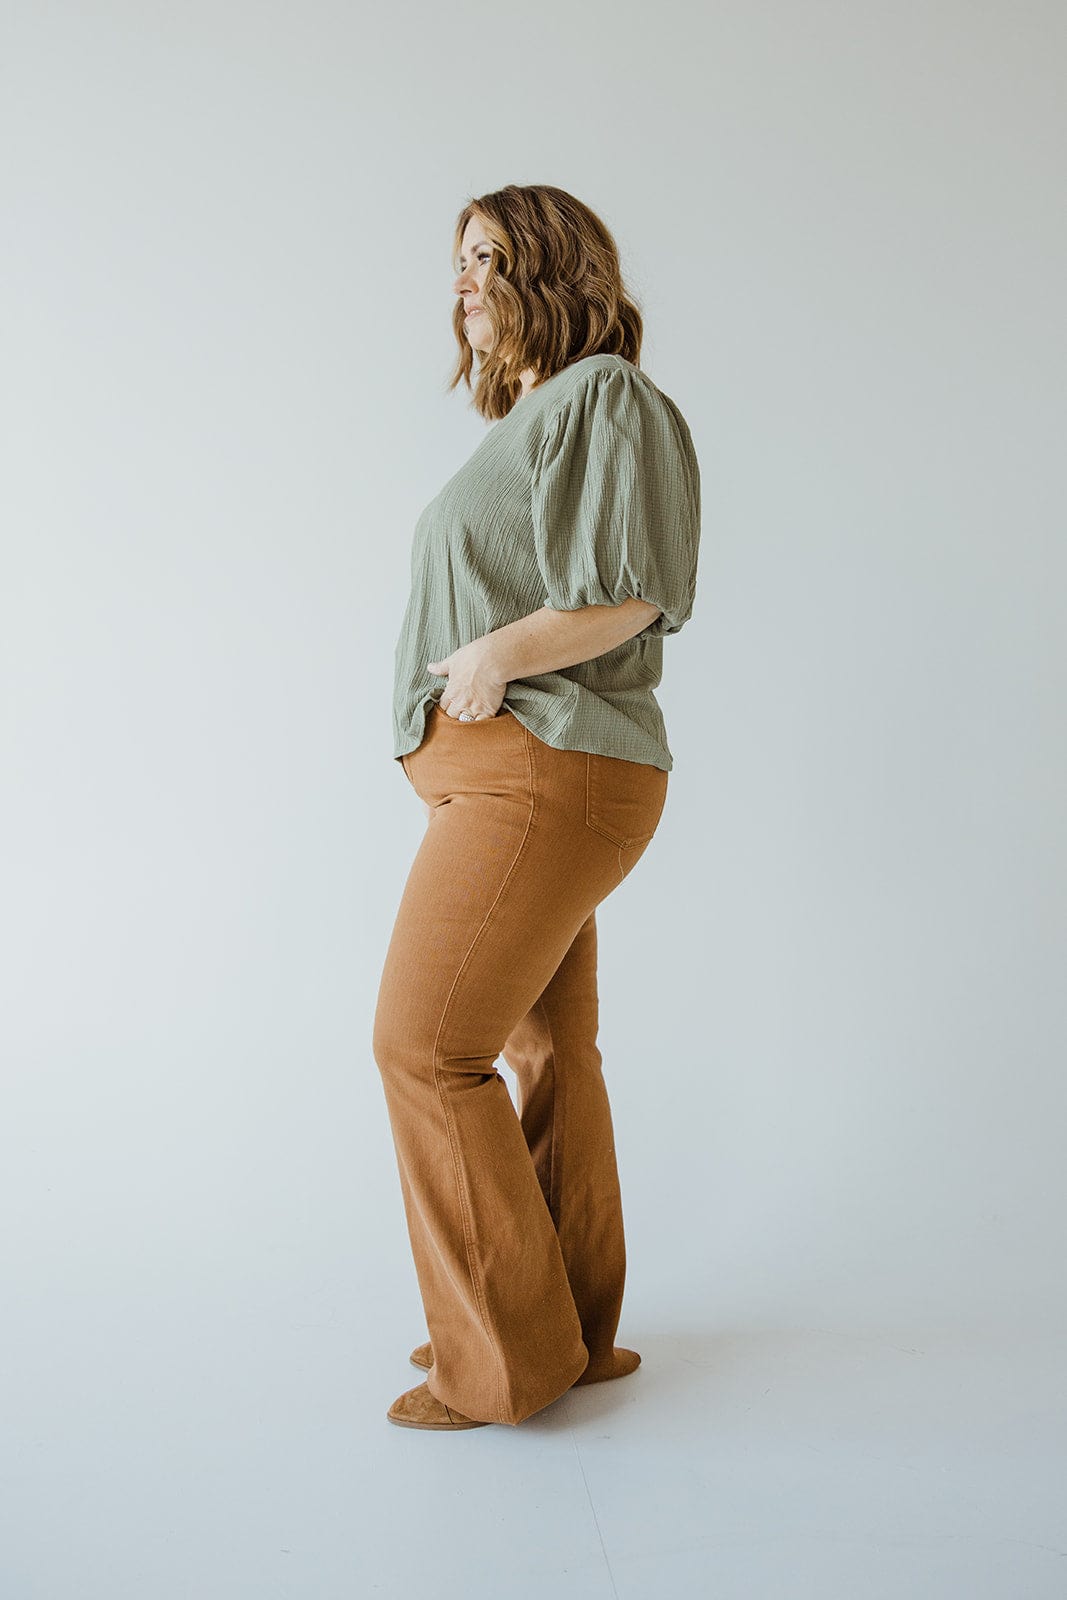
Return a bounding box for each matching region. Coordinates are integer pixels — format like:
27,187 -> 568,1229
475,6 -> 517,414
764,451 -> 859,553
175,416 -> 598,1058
458,710 -> 475,722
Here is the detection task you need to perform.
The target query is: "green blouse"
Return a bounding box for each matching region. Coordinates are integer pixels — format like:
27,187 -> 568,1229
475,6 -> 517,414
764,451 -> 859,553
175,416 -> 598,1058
391,352 -> 701,772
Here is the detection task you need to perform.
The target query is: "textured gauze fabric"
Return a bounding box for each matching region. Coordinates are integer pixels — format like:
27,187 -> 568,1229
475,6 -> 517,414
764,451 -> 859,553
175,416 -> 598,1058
391,351 -> 701,772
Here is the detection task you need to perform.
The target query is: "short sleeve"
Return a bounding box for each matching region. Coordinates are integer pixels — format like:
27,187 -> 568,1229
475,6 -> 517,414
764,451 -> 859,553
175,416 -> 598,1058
530,363 -> 701,640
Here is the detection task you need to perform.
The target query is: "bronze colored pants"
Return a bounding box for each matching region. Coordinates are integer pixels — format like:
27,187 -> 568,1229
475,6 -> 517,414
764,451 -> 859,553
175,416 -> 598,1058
372,703 -> 668,1425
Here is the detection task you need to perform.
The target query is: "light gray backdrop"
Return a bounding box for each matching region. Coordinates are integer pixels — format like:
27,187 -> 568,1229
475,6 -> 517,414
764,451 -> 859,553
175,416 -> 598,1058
2,2 -> 1064,1596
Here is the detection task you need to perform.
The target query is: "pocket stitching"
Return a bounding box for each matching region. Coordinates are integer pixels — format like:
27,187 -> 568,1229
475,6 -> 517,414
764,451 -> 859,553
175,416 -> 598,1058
584,752 -> 664,847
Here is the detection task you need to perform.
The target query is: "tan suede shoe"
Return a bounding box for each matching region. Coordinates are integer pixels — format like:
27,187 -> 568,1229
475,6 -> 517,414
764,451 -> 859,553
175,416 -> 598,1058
387,1380 -> 491,1430
408,1341 -> 641,1383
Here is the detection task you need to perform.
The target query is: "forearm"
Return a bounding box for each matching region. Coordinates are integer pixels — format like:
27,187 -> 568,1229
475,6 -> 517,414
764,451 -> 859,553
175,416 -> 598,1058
482,598 -> 661,682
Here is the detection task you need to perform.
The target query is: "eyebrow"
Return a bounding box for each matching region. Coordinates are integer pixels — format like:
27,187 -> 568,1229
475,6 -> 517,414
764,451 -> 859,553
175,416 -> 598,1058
457,241 -> 491,268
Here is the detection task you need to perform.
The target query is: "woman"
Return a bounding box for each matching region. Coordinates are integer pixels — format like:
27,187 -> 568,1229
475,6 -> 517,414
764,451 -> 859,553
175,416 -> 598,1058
373,184 -> 701,1430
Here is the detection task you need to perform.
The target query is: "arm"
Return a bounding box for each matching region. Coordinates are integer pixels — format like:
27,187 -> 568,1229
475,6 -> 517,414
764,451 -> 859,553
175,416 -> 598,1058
426,596 -> 662,716
420,597 -> 662,817
481,596 -> 663,681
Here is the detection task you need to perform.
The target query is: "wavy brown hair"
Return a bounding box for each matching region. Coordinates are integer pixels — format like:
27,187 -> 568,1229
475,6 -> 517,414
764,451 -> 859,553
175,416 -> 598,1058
448,185 -> 644,422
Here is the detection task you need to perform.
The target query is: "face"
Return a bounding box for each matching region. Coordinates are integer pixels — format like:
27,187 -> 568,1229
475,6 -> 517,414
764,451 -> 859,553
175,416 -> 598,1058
454,216 -> 495,353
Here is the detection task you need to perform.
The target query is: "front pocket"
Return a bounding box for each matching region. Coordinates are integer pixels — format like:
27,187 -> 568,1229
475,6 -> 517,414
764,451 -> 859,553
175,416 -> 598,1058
585,752 -> 668,847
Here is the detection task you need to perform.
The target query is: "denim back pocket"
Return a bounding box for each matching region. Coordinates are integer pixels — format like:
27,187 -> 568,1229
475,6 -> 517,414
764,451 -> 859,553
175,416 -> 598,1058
585,752 -> 668,847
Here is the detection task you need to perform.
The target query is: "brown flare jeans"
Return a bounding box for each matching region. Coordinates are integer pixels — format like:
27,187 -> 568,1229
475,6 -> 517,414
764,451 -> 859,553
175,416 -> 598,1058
372,702 -> 668,1425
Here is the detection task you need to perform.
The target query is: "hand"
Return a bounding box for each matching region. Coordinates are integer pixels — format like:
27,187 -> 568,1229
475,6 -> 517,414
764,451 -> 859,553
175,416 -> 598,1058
427,638 -> 507,721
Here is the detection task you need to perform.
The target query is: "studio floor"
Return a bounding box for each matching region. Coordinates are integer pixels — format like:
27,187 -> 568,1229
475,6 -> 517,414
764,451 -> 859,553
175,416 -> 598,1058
4,1293 -> 1063,1599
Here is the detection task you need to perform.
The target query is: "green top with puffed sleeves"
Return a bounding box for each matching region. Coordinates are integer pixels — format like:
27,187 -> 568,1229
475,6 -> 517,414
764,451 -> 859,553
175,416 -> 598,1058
391,352 -> 702,772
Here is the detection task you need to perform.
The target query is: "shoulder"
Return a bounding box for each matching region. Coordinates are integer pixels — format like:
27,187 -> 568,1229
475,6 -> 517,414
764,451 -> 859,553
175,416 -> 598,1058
548,352 -> 660,403
544,353 -> 691,437
539,355 -> 697,478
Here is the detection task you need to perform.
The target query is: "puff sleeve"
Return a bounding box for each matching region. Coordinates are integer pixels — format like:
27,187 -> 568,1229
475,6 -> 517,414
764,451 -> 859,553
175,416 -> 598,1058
530,363 -> 701,639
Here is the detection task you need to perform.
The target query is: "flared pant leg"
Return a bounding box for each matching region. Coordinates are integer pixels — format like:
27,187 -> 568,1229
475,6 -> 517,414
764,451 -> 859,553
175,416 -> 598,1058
372,704 -> 667,1425
500,909 -> 629,1382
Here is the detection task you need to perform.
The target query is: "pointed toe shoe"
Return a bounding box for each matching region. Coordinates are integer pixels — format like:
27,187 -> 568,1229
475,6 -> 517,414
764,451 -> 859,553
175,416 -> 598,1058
387,1380 -> 491,1430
